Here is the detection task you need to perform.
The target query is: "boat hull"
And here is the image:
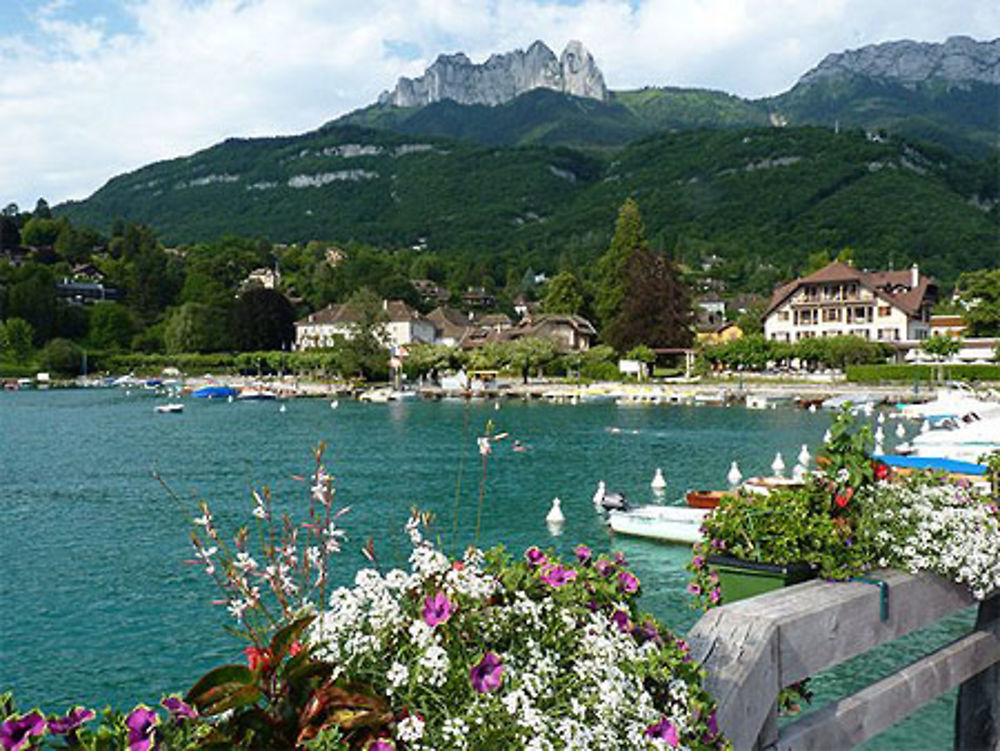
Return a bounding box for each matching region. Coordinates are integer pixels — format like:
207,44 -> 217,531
608,506 -> 707,544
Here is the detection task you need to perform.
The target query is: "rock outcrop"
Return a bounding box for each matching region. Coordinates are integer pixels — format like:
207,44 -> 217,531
799,35 -> 1000,88
379,40 -> 607,107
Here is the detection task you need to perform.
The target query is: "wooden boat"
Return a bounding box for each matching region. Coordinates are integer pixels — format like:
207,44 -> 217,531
607,505 -> 708,545
685,489 -> 733,509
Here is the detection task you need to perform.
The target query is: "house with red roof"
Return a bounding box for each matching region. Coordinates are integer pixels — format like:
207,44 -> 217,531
763,262 -> 937,344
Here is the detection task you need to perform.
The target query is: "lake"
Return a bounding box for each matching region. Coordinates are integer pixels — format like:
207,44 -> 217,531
0,388 -> 973,748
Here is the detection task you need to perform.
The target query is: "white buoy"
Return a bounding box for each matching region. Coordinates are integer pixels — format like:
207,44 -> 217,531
877,412 -> 886,425
771,452 -> 786,477
227,395 -> 234,403
651,468 -> 667,492
330,399 -> 339,409
875,426 -> 885,443
895,423 -> 906,439
797,444 -> 811,467
546,497 -> 565,525
875,441 -> 884,456
727,461 -> 743,488
792,463 -> 807,482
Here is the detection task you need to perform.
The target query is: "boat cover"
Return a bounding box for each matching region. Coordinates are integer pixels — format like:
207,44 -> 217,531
873,454 -> 987,476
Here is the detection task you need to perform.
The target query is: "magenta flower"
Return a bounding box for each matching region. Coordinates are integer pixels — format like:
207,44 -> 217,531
595,559 -> 614,577
524,546 -> 547,567
125,706 -> 159,751
707,710 -> 719,738
540,563 -> 578,588
645,716 -> 679,746
47,707 -> 95,735
692,555 -> 705,569
613,551 -> 628,566
687,582 -> 702,596
611,609 -> 631,633
709,588 -> 721,604
161,695 -> 198,720
633,620 -> 661,645
573,544 -> 592,564
369,740 -> 396,751
470,652 -> 504,693
0,711 -> 46,751
422,591 -> 454,627
617,570 -> 640,594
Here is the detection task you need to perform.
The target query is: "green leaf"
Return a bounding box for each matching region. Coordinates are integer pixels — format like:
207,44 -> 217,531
270,614 -> 316,664
185,664 -> 256,712
195,684 -> 264,716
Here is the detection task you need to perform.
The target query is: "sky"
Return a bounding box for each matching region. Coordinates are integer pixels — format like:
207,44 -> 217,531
1,0 -> 997,210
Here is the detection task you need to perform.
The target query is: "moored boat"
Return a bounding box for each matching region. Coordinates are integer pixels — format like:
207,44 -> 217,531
685,489 -> 733,509
191,385 -> 239,399
154,403 -> 184,414
607,505 -> 708,545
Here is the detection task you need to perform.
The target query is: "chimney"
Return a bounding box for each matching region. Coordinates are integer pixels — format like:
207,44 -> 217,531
911,263 -> 919,288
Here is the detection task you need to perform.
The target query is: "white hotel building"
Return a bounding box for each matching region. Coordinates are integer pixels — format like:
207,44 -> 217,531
763,262 -> 936,344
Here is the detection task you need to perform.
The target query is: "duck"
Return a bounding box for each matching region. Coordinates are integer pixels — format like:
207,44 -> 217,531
593,481 -> 629,512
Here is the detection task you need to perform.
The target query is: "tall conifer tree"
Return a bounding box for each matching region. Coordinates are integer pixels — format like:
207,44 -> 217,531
594,197 -> 648,330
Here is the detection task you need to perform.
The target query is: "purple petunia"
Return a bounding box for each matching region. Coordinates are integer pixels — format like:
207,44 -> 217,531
125,706 -> 159,751
422,591 -> 454,627
645,716 -> 679,746
573,545 -> 592,564
0,711 -> 46,751
369,740 -> 396,751
611,609 -> 631,633
692,555 -> 705,569
617,570 -> 640,594
470,652 -> 504,693
160,696 -> 198,721
524,546 -> 547,567
540,563 -> 578,588
633,620 -> 661,645
687,582 -> 702,596
595,559 -> 614,577
613,551 -> 628,567
47,706 -> 95,735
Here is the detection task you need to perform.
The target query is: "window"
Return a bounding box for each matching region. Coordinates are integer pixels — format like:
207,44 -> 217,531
879,305 -> 891,317
779,311 -> 789,321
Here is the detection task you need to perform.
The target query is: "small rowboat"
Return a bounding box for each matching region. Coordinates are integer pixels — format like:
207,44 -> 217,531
685,489 -> 732,510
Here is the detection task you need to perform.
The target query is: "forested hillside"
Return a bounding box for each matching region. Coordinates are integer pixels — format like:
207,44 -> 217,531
57,125 -> 998,290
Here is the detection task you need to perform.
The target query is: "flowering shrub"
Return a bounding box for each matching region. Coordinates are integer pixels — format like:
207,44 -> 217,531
868,476 -> 1000,601
311,516 -> 728,750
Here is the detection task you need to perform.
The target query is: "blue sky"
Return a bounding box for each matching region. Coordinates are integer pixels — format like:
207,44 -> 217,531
1,0 -> 996,209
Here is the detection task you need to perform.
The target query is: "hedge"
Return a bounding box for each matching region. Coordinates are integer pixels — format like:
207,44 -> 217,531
846,363 -> 1000,383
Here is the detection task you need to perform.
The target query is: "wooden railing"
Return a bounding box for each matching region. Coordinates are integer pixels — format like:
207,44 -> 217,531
686,570 -> 1000,750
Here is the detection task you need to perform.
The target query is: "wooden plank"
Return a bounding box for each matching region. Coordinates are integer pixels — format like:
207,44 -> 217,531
955,596 -> 1000,751
776,629 -> 1000,750
688,606 -> 780,751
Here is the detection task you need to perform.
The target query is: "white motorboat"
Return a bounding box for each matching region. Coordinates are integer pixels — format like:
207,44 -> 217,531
895,413 -> 1000,463
607,505 -> 708,545
237,388 -> 278,400
154,403 -> 184,414
898,384 -> 998,421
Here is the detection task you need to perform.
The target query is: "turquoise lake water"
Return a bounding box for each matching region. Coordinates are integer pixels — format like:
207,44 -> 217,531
0,389 -> 975,748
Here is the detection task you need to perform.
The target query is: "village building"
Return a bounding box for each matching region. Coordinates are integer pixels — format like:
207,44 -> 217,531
508,314 -> 597,352
242,267 -> 280,290
295,299 -> 435,351
763,262 -> 936,344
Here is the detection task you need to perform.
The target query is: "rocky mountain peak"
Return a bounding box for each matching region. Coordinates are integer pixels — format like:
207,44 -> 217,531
378,40 -> 607,107
798,35 -> 1000,88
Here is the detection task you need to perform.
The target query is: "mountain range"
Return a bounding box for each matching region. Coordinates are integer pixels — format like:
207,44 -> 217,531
56,36 -> 999,287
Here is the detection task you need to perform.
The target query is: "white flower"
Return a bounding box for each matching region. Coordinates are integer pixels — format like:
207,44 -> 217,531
397,715 -> 425,742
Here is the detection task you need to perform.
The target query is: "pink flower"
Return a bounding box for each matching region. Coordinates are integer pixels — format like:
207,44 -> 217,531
687,582 -> 702,596
645,716 -> 679,746
422,591 -> 454,627
369,740 -> 395,751
540,564 -> 578,588
524,546 -> 547,567
709,588 -> 721,604
617,570 -> 640,594
470,652 -> 504,693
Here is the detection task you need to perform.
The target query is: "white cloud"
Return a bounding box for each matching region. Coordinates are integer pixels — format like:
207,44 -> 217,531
0,0 -> 995,210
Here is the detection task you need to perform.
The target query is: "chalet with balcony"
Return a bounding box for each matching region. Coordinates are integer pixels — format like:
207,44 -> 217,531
763,262 -> 936,344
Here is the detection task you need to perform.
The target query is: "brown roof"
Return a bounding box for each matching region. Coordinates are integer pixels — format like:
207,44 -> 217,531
765,262 -> 936,318
427,306 -> 473,340
297,299 -> 425,326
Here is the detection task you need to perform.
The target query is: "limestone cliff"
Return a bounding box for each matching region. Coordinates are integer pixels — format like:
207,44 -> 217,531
379,40 -> 607,107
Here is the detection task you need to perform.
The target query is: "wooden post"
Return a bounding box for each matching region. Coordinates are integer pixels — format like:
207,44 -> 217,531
955,595 -> 1000,751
